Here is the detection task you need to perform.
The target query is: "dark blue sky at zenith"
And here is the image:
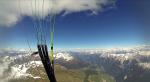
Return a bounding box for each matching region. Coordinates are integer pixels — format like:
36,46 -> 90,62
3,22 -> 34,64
0,0 -> 150,49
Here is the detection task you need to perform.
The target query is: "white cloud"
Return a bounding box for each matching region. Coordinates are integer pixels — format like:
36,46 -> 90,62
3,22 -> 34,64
0,0 -> 115,27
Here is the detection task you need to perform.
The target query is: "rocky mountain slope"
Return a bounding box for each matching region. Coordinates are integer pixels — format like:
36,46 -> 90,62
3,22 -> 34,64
0,45 -> 150,82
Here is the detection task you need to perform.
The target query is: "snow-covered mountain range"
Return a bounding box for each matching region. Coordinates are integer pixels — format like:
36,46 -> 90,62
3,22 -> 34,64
0,45 -> 150,82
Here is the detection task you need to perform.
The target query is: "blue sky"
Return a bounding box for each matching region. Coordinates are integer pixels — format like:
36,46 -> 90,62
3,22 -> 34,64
0,0 -> 149,49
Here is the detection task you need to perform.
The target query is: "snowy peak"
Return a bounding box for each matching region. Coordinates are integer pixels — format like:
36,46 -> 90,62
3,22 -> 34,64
55,52 -> 73,61
11,61 -> 42,78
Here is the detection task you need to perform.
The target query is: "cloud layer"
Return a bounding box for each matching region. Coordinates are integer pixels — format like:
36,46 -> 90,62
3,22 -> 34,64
0,0 -> 115,26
